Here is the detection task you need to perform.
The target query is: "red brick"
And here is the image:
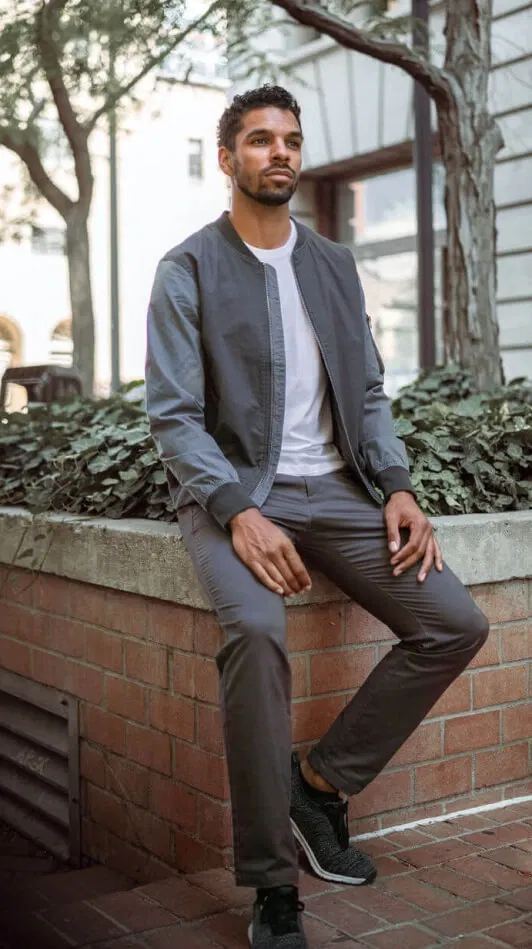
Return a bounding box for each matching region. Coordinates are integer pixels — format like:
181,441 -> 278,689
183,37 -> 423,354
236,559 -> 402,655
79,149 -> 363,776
172,652 -> 195,697
87,785 -> 128,838
150,774 -> 197,831
389,722 -> 442,767
85,706 -> 126,755
106,676 -> 147,723
345,602 -> 395,644
489,920 -> 532,948
174,830 -> 229,873
468,630 -> 500,668
484,844 -> 532,873
125,805 -> 174,864
444,710 -> 500,755
149,691 -> 195,742
172,654 -> 218,702
399,837 -> 478,869
69,583 -> 107,625
105,832 -> 150,882
125,641 -> 168,688
503,704 -> 532,742
197,705 -> 224,755
418,864 -> 499,900
31,648 -> 66,689
193,611 -> 223,657
1,568 -> 34,606
427,899 -> 520,938
289,654 -> 308,698
65,660 -> 103,704
500,887 -> 532,912
5,605 -> 48,646
148,600 -> 194,650
173,741 -> 228,799
340,886 -> 425,923
198,797 -> 232,848
86,628 -> 123,673
126,723 -> 171,775
380,874 -> 464,913
33,574 -> 72,614
464,821 -> 531,850
427,675 -> 471,717
449,853 -> 531,890
80,742 -> 106,788
379,803 -> 444,829
500,622 -> 532,662
470,581 -> 528,623
475,742 -> 529,788
473,665 -> 527,708
310,646 -> 376,694
291,695 -> 345,743
105,754 -> 151,808
0,602 -> 22,637
362,925 -> 439,949
137,877 -> 223,921
186,867 -> 254,907
47,615 -> 85,658
414,756 -> 472,804
0,636 -> 31,676
302,892 -> 380,936
286,605 -> 343,650
350,770 -> 412,819
81,817 -> 108,865
105,589 -> 149,638
488,800 -> 532,822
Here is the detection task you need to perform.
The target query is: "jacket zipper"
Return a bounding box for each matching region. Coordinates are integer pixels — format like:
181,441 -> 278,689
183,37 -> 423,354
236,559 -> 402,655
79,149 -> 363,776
252,266 -> 275,501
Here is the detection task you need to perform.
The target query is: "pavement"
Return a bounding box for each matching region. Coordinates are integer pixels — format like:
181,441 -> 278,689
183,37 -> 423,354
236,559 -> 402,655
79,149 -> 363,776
0,802 -> 531,948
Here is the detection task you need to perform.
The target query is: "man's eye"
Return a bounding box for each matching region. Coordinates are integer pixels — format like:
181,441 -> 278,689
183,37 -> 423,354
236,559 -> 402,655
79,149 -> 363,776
288,141 -> 301,149
252,138 -> 267,145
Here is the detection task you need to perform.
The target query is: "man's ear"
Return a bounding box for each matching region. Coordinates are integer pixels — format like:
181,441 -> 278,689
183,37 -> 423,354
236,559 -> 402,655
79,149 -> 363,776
218,146 -> 233,178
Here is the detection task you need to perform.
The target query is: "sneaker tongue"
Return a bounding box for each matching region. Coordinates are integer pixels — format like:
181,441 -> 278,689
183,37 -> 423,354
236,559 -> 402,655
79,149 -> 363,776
324,799 -> 350,849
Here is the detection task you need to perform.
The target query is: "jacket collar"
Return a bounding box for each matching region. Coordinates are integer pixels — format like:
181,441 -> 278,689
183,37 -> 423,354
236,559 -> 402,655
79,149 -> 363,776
215,210 -> 308,262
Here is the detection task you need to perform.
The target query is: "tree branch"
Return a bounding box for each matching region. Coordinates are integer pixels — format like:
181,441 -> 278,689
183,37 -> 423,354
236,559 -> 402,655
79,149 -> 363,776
85,0 -> 227,133
270,0 -> 453,105
36,0 -> 93,209
1,131 -> 73,219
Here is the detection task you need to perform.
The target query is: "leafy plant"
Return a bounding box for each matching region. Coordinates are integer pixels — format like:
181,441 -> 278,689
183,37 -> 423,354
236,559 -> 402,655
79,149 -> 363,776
0,368 -> 530,520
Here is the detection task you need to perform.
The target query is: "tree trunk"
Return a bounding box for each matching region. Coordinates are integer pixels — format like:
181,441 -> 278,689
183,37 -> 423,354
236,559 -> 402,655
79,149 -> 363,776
438,0 -> 504,389
66,210 -> 95,397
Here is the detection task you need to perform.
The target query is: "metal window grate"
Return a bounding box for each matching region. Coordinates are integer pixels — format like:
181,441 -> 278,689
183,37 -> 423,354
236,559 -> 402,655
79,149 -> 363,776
0,668 -> 80,865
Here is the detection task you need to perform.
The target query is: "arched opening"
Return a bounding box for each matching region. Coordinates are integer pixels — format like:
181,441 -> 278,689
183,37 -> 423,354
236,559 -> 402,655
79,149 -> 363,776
49,318 -> 73,366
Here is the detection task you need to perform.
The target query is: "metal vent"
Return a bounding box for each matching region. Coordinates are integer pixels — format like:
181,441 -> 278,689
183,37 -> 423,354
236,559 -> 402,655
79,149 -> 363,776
0,668 -> 80,865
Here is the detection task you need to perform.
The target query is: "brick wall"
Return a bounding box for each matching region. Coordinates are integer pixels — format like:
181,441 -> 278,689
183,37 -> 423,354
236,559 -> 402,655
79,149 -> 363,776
0,564 -> 530,883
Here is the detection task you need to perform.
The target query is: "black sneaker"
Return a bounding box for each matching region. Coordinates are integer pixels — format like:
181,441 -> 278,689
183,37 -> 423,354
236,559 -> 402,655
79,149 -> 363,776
290,752 -> 377,886
248,885 -> 307,948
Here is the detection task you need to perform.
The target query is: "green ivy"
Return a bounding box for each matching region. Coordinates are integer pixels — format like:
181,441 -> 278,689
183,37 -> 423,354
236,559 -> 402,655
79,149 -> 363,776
0,368 -> 530,520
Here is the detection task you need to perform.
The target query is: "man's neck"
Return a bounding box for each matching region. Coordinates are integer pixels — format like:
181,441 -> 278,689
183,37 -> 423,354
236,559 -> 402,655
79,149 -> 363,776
229,191 -> 292,250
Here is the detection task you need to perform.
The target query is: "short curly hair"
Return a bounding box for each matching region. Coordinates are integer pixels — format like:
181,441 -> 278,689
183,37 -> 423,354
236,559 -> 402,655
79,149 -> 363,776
217,84 -> 302,151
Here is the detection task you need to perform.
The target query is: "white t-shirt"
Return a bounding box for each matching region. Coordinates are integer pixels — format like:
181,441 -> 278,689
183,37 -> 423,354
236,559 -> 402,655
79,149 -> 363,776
245,222 -> 345,476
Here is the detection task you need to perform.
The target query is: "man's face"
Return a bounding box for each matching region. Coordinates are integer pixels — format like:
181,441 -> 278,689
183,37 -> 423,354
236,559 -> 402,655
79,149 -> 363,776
220,106 -> 303,206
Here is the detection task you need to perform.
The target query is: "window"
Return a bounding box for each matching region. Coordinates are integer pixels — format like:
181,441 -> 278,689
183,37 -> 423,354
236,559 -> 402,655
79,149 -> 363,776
187,138 -> 204,180
31,226 -> 66,256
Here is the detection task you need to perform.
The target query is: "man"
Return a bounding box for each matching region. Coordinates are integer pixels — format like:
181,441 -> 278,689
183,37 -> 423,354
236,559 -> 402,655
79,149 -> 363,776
146,85 -> 489,949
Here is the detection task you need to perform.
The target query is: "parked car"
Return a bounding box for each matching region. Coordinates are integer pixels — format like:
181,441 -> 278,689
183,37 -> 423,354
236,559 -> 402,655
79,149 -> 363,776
0,365 -> 83,413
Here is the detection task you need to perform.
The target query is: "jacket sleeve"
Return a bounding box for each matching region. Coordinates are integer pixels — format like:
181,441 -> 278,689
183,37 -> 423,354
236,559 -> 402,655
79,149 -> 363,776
145,258 -> 257,528
358,277 -> 415,499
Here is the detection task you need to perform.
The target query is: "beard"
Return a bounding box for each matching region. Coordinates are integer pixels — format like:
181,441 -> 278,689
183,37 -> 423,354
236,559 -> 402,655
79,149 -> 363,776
234,162 -> 298,206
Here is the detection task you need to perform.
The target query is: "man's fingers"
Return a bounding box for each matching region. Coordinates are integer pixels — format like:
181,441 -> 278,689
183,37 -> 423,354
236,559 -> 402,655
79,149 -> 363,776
392,525 -> 428,570
251,560 -> 288,596
417,537 -> 436,583
385,511 -> 401,554
283,544 -> 312,591
434,537 -> 444,572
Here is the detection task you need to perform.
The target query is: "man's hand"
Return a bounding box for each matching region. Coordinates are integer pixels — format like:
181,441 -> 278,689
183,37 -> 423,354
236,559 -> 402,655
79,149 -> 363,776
385,491 -> 443,583
230,508 -> 312,597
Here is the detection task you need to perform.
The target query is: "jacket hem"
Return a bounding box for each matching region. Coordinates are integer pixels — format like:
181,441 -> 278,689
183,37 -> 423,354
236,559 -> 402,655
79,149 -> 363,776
207,481 -> 258,529
374,465 -> 415,499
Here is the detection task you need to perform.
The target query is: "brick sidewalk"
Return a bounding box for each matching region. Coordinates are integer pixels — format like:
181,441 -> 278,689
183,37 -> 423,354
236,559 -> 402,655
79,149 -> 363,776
1,801 -> 531,948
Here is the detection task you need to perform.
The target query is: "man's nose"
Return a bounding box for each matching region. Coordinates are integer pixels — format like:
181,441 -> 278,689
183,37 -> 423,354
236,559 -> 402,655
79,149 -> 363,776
271,139 -> 290,162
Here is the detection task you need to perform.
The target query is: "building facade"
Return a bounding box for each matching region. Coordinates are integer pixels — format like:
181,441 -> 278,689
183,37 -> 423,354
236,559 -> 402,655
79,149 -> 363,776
241,0 -> 532,393
0,76 -> 229,398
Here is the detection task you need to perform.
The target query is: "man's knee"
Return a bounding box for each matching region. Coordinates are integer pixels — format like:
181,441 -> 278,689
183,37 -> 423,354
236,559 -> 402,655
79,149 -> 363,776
439,596 -> 490,658
216,607 -> 287,672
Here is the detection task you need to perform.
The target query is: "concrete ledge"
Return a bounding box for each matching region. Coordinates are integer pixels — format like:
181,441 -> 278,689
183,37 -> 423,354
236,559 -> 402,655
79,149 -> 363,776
0,506 -> 531,607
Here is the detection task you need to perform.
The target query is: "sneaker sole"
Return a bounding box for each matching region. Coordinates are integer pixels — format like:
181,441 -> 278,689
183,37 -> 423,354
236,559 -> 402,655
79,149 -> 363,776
248,922 -> 253,946
290,818 -> 377,886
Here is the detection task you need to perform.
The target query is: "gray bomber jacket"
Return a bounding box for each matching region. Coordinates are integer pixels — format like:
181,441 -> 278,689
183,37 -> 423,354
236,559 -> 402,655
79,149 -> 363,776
146,212 -> 414,528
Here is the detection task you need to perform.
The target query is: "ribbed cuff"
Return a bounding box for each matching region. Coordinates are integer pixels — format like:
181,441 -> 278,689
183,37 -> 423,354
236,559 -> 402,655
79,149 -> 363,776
207,482 -> 258,529
374,465 -> 415,500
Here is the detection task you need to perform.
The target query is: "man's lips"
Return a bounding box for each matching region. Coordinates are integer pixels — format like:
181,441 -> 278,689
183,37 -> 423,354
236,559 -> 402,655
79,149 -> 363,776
264,169 -> 294,180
